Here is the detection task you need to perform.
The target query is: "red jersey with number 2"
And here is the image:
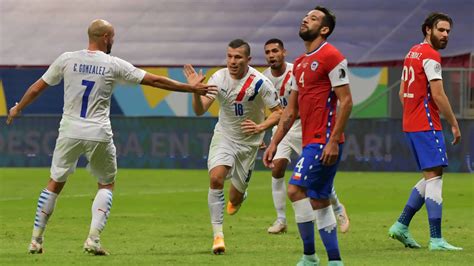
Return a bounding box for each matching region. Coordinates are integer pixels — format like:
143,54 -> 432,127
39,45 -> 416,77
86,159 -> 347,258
401,42 -> 443,132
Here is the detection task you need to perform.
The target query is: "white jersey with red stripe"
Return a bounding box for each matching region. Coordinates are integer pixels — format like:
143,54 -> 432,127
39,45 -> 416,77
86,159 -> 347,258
42,50 -> 146,142
263,62 -> 301,137
207,66 -> 280,146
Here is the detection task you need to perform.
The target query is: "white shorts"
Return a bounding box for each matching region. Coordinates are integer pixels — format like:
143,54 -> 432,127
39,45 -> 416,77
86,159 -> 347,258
272,126 -> 302,162
50,135 -> 117,184
207,132 -> 259,193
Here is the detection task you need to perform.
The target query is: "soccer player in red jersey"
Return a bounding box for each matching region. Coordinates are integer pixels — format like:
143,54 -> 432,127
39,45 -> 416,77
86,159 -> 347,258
264,6 -> 352,266
388,12 -> 462,251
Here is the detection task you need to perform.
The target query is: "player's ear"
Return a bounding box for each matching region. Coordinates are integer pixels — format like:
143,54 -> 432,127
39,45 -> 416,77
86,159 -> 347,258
248,56 -> 252,63
320,26 -> 330,37
425,26 -> 432,36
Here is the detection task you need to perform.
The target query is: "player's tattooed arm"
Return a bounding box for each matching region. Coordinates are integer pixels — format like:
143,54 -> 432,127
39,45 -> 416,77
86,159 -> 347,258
281,111 -> 294,132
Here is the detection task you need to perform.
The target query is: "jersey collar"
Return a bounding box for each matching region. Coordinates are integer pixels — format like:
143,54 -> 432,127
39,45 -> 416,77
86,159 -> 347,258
305,41 -> 327,56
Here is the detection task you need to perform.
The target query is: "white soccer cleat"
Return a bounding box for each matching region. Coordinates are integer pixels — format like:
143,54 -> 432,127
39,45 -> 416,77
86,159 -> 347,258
28,239 -> 43,254
267,220 -> 288,234
83,237 -> 109,256
335,204 -> 350,233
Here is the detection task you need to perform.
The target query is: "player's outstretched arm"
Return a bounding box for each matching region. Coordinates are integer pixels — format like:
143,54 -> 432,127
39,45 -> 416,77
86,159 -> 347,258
322,84 -> 353,166
430,79 -> 461,145
183,64 -> 215,116
140,71 -> 217,96
6,79 -> 49,125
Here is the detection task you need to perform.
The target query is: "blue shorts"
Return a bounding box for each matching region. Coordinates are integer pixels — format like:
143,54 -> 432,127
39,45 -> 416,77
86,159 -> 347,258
288,143 -> 343,200
405,131 -> 448,170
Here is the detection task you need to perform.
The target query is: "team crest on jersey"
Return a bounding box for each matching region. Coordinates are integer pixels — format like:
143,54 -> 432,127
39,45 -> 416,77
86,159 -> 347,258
310,61 -> 318,71
245,87 -> 255,97
434,63 -> 441,73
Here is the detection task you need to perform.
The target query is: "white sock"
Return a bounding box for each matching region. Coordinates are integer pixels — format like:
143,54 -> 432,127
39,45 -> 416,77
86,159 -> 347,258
89,189 -> 113,239
314,206 -> 337,233
208,188 -> 225,238
425,176 -> 443,204
292,198 -> 316,223
329,187 -> 343,214
272,177 -> 286,223
32,189 -> 58,241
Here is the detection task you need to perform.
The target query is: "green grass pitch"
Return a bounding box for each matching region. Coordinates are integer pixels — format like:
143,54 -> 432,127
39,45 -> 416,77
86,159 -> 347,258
0,168 -> 473,265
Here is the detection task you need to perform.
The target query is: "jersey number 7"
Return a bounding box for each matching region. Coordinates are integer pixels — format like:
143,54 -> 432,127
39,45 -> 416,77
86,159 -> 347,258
80,79 -> 96,118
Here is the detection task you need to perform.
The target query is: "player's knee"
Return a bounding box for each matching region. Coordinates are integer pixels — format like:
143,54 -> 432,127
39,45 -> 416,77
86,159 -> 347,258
310,199 -> 330,210
209,175 -> 225,189
272,159 -> 288,178
287,185 -> 304,201
271,167 -> 285,179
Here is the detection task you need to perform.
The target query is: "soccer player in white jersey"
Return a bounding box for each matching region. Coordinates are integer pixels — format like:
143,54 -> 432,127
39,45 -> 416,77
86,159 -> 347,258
6,19 -> 216,255
183,39 -> 283,255
262,38 -> 350,234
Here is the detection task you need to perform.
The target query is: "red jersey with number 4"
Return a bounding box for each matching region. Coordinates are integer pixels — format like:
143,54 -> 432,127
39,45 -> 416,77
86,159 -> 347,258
292,42 -> 349,147
401,42 -> 443,132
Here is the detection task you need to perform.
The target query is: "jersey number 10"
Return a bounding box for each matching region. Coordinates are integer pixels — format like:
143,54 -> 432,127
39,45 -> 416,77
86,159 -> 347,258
80,79 -> 96,118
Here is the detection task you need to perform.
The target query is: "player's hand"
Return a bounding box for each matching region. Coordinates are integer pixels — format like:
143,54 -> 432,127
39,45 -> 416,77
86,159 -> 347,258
6,102 -> 20,125
451,125 -> 461,145
321,140 -> 339,166
192,83 -> 218,96
183,64 -> 218,96
241,119 -> 263,135
259,141 -> 267,150
263,143 -> 277,168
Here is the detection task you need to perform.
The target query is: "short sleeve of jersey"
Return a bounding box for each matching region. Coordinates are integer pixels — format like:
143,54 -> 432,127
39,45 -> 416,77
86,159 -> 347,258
42,53 -> 67,86
328,59 -> 349,88
112,57 -> 146,84
260,79 -> 280,109
423,58 -> 443,81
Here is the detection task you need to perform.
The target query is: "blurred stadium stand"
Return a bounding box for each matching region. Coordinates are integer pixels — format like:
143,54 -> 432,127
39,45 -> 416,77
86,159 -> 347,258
0,0 -> 472,171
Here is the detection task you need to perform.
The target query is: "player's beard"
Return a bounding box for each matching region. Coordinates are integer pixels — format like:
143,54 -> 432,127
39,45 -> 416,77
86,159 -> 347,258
106,43 -> 112,54
431,34 -> 448,50
299,25 -> 321,42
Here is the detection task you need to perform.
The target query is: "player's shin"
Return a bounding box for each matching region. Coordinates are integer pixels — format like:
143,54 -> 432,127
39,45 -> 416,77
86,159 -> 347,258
315,206 -> 341,262
88,189 -> 113,239
425,176 -> 442,238
292,198 -> 316,255
272,177 -> 287,223
32,189 -> 58,241
398,178 -> 426,226
208,188 -> 225,237
329,187 -> 342,212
